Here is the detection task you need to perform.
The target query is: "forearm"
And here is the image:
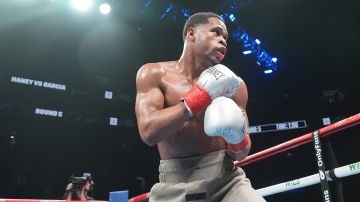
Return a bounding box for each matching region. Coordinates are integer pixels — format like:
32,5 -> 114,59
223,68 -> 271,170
138,102 -> 191,146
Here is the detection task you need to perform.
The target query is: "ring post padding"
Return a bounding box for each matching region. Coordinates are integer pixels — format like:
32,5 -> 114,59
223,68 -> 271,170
312,130 -> 332,202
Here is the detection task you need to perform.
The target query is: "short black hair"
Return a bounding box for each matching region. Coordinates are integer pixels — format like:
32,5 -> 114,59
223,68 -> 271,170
182,12 -> 224,41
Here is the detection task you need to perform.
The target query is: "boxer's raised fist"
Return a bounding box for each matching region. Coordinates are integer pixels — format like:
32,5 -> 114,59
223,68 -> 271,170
182,64 -> 240,116
204,96 -> 247,144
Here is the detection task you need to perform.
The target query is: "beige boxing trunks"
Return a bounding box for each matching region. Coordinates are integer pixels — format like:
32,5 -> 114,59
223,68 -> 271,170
149,149 -> 266,202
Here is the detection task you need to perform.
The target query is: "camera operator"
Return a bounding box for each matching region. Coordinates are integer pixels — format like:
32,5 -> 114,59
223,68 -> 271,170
63,175 -> 94,200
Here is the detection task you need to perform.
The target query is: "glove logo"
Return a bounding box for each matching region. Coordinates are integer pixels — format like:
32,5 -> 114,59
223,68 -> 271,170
206,67 -> 225,80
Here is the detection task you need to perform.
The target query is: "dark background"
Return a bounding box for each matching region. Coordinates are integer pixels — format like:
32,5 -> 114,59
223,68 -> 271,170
0,0 -> 359,201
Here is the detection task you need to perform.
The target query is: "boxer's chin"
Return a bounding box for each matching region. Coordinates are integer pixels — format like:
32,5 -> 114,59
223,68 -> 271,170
206,55 -> 222,66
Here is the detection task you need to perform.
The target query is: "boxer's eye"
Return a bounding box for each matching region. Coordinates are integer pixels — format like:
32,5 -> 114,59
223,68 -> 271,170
213,29 -> 221,36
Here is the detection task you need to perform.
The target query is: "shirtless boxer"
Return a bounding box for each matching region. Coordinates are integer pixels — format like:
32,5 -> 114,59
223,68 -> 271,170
135,12 -> 266,202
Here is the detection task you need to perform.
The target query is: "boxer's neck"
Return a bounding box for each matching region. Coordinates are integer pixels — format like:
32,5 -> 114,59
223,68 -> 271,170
178,43 -> 211,80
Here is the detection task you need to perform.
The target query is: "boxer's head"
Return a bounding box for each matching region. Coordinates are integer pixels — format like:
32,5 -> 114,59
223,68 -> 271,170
183,12 -> 228,64
183,12 -> 225,41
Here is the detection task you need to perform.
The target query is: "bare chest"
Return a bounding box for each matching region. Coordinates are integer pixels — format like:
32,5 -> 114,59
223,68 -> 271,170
160,73 -> 205,120
161,73 -> 192,106
157,72 -> 225,159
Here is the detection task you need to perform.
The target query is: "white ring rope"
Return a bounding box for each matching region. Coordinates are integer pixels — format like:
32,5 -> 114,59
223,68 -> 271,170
256,161 -> 360,197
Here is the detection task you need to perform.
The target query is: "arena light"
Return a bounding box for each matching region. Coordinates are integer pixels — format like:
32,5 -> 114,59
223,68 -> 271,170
99,3 -> 111,15
243,50 -> 252,55
160,4 -> 174,20
232,25 -> 278,73
220,13 -> 237,22
228,13 -> 236,22
264,69 -> 273,74
140,0 -> 153,14
181,8 -> 191,18
70,0 -> 92,12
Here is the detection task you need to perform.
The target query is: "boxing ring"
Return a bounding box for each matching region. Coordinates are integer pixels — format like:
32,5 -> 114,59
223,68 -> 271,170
129,113 -> 360,202
0,113 -> 358,202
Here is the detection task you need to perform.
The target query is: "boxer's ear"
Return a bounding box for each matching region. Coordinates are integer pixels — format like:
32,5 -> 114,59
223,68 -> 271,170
186,27 -> 195,41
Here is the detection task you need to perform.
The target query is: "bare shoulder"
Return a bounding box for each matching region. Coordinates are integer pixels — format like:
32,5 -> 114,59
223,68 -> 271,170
136,61 -> 177,82
136,62 -> 164,81
136,62 -> 164,91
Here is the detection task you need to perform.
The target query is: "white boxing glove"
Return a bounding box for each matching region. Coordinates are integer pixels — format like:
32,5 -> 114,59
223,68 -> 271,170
182,64 -> 240,116
204,97 -> 247,144
197,64 -> 240,99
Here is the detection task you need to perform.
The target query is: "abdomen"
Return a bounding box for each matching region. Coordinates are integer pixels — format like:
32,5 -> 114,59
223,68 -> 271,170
158,120 -> 226,159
